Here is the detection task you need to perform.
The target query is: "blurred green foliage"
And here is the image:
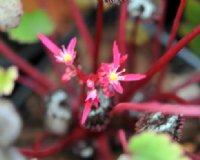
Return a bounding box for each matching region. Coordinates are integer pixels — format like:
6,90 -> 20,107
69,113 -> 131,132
179,0 -> 200,56
126,132 -> 189,160
7,10 -> 55,44
0,66 -> 18,96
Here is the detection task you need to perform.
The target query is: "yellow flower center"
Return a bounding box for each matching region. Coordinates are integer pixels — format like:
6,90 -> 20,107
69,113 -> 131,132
64,54 -> 72,62
109,72 -> 118,81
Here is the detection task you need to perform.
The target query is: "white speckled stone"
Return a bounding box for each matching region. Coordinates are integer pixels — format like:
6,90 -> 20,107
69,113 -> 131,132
128,0 -> 155,19
45,90 -> 72,135
0,0 -> 23,30
0,99 -> 22,147
0,147 -> 26,160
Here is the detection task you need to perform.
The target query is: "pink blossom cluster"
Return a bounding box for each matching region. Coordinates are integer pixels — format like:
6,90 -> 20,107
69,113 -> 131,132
38,34 -> 146,125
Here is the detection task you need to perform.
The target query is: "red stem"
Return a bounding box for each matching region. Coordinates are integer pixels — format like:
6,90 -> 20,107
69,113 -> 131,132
67,0 -> 94,55
152,0 -> 167,61
33,132 -> 50,151
20,127 -> 88,158
118,1 -> 128,53
167,0 -> 186,50
156,0 -> 186,92
191,96 -> 200,104
127,18 -> 140,72
118,129 -> 127,153
93,0 -> 103,72
122,25 -> 200,101
96,135 -> 114,160
171,73 -> 200,93
112,102 -> 200,118
17,76 -> 47,96
0,39 -> 55,93
152,92 -> 190,104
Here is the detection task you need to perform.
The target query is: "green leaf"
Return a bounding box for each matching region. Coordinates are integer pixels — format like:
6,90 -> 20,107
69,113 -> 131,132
0,66 -> 18,96
7,10 -> 55,44
179,22 -> 200,56
127,132 -> 189,160
184,0 -> 200,25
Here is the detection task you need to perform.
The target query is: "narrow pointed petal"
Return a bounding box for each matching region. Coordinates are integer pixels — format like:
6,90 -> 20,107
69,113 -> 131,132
38,33 -> 60,57
113,41 -> 120,68
101,63 -> 110,72
120,54 -> 128,64
81,101 -> 92,125
85,90 -> 97,101
67,37 -> 77,52
122,74 -> 146,81
54,56 -> 63,61
112,82 -> 123,94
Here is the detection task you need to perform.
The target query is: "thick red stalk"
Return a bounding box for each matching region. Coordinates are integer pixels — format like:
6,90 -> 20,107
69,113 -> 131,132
152,0 -> 167,60
20,127 -> 88,158
0,39 -> 55,93
191,96 -> 200,104
167,0 -> 186,50
156,0 -> 186,92
127,18 -> 140,72
118,129 -> 127,153
93,0 -> 104,72
67,0 -> 94,55
122,25 -> 200,101
33,132 -> 50,150
112,102 -> 200,118
118,1 -> 128,53
171,73 -> 200,93
152,92 -> 190,104
17,76 -> 47,96
96,135 -> 114,160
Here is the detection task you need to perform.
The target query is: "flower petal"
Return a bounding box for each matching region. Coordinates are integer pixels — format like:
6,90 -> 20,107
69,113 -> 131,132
81,101 -> 92,125
86,89 -> 97,101
113,41 -> 120,68
67,37 -> 77,52
120,54 -> 128,64
122,74 -> 146,81
112,82 -> 123,94
38,33 -> 60,57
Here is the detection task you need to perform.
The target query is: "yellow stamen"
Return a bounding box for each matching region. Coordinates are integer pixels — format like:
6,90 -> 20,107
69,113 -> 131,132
109,72 -> 118,81
63,54 -> 72,62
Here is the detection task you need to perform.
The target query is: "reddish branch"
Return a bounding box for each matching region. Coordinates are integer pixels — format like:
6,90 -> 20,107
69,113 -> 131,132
113,102 -> 200,118
156,0 -> 186,92
96,135 -> 114,160
67,0 -> 94,55
0,39 -> 55,93
17,76 -> 47,96
93,0 -> 104,72
118,129 -> 127,153
122,25 -> 200,101
20,127 -> 89,158
152,92 -> 190,104
118,0 -> 128,53
152,0 -> 167,60
171,73 -> 200,93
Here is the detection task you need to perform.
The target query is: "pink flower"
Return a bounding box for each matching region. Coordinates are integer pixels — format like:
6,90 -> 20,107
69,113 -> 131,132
98,41 -> 146,94
38,33 -> 77,66
81,79 -> 99,125
61,66 -> 77,82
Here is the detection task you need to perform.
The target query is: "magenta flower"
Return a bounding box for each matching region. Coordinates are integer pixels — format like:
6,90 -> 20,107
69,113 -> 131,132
38,33 -> 77,66
61,66 -> 77,82
99,41 -> 146,94
81,79 -> 99,125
